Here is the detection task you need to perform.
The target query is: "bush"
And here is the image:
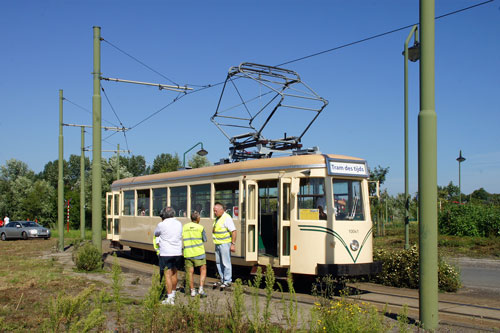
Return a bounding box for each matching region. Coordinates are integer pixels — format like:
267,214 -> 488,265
73,242 -> 103,271
373,245 -> 461,292
439,203 -> 500,237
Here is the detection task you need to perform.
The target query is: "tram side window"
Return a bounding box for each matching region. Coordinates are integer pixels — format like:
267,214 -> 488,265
332,179 -> 364,221
297,178 -> 326,220
152,188 -> 167,216
170,186 -> 187,217
191,184 -> 211,217
215,182 -> 239,218
123,190 -> 135,216
137,189 -> 150,216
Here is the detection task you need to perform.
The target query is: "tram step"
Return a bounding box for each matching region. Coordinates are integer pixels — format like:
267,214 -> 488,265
250,264 -> 289,280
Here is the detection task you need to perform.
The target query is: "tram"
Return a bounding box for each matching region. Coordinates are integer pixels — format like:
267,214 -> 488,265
106,153 -> 381,277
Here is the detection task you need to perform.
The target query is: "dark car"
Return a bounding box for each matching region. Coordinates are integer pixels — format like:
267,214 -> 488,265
0,221 -> 51,240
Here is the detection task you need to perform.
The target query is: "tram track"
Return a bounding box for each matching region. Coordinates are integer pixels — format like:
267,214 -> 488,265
107,247 -> 500,331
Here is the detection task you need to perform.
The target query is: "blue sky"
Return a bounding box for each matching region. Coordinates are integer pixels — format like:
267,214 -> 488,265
1,0 -> 499,196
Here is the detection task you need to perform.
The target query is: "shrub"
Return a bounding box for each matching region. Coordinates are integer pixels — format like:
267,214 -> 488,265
439,203 -> 500,237
73,242 -> 103,271
311,297 -> 390,332
373,245 -> 461,292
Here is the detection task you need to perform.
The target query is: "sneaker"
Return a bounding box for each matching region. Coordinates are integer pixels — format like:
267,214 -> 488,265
198,290 -> 208,298
161,297 -> 175,305
190,289 -> 197,297
219,283 -> 231,291
212,281 -> 222,289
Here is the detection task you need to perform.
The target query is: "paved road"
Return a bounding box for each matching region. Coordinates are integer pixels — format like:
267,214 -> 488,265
453,257 -> 500,293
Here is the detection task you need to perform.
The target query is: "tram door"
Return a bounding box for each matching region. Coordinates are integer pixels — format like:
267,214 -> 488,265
106,192 -> 121,241
106,193 -> 113,240
258,180 -> 279,258
245,180 -> 258,261
279,178 -> 291,266
112,192 -> 120,241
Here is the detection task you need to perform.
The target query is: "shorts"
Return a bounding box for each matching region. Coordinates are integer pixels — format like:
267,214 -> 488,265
159,255 -> 183,271
185,257 -> 206,269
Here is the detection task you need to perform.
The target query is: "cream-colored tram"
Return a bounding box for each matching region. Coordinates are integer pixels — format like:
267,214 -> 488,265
106,153 -> 381,277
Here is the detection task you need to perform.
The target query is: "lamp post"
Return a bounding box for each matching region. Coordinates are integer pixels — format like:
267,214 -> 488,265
183,142 -> 208,168
403,24 -> 419,250
456,150 -> 466,204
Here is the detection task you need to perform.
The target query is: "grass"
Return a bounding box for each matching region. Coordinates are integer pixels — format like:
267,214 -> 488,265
0,238 -> 408,332
374,221 -> 500,258
0,238 -> 106,331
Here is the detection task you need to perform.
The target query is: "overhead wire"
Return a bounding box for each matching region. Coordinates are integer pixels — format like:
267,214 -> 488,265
277,0 -> 494,67
101,83 -> 131,153
99,0 -> 493,137
63,97 -> 118,127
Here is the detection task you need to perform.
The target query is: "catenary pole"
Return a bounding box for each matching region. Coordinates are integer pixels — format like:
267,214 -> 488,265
418,0 -> 438,329
92,26 -> 102,252
80,126 -> 85,239
58,89 -> 64,251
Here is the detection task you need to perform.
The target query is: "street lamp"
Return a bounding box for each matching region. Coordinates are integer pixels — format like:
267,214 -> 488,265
183,142 -> 208,168
402,25 -> 420,250
456,150 -> 466,204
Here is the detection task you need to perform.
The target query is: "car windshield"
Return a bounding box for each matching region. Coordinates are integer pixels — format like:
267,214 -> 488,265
21,221 -> 40,227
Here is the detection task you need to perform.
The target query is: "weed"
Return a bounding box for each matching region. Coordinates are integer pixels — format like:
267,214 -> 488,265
43,285 -> 106,332
229,278 -> 245,332
111,253 -> 124,330
141,271 -> 163,332
397,304 -> 410,333
263,264 -> 276,329
249,266 -> 263,332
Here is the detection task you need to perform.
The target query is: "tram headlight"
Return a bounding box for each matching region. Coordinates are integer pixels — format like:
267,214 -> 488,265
350,239 -> 359,251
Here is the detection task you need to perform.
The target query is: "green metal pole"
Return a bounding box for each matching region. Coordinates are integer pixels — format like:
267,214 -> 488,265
418,0 -> 438,329
117,143 -> 120,180
458,159 -> 461,204
92,26 -> 102,252
404,25 -> 418,250
80,126 -> 85,239
58,89 -> 64,251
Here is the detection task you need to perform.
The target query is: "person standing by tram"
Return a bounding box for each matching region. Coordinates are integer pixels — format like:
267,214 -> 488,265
183,210 -> 208,297
212,202 -> 236,290
154,207 -> 183,305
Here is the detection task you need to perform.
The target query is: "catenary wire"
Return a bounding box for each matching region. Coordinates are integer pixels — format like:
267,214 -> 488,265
277,0 -> 494,67
63,97 -> 118,127
102,0 -> 494,133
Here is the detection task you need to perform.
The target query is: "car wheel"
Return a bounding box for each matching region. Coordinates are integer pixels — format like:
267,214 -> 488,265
22,231 -> 28,240
44,237 -> 49,240
1,233 -> 6,241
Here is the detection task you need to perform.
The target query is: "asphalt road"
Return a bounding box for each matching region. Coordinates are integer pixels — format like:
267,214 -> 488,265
456,257 -> 500,293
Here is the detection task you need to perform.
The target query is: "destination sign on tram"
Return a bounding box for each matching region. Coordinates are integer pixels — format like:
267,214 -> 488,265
327,159 -> 368,177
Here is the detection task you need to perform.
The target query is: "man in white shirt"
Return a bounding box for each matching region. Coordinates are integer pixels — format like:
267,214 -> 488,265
154,207 -> 183,305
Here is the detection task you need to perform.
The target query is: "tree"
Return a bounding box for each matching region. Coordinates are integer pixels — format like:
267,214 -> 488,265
188,155 -> 211,169
369,165 -> 389,197
121,155 -> 148,176
471,187 -> 489,202
151,153 -> 181,174
0,159 -> 35,218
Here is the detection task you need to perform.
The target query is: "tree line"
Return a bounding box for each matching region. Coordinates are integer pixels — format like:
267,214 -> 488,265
0,153 -> 210,228
0,158 -> 497,231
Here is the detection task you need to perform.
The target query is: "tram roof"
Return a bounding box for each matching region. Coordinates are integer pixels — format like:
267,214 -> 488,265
111,153 -> 365,189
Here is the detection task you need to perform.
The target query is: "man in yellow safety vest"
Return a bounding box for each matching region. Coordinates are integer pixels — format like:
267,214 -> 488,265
182,210 -> 208,297
212,202 -> 237,290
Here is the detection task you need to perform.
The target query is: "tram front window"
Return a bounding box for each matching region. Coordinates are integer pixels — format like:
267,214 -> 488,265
297,178 -> 326,220
332,179 -> 364,221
